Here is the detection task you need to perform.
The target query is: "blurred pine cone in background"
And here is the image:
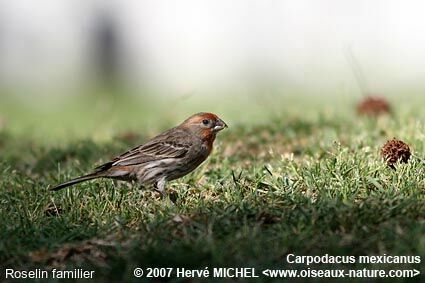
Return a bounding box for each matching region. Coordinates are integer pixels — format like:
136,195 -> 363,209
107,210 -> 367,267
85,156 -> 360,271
357,96 -> 391,116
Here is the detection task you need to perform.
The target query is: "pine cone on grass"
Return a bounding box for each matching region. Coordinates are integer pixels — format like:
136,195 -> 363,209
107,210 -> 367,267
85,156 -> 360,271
381,139 -> 411,170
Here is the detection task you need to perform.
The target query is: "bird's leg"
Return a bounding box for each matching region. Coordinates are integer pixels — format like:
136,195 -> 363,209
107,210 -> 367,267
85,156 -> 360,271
154,177 -> 166,199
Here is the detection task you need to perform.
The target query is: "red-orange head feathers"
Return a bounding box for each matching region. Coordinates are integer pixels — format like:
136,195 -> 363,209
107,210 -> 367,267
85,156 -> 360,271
180,112 -> 227,147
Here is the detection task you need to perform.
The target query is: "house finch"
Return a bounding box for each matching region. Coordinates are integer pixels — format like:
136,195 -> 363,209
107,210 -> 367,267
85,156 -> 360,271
51,112 -> 227,195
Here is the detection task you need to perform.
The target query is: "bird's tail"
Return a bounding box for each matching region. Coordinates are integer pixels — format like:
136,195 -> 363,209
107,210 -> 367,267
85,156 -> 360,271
50,173 -> 101,191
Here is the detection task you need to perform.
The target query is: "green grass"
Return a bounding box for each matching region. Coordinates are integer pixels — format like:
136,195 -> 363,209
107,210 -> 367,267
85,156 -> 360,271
0,94 -> 424,282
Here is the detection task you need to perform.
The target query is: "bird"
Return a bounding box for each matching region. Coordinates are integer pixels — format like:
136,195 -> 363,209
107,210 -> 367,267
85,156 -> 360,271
51,112 -> 227,195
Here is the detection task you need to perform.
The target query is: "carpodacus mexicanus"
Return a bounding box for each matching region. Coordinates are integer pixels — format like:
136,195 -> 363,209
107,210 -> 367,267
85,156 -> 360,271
51,112 -> 227,195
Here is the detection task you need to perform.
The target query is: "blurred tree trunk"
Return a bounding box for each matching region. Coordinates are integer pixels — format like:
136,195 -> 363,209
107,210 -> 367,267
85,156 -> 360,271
92,11 -> 121,97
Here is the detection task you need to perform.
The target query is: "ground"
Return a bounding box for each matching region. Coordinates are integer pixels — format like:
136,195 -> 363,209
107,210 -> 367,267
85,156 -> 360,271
0,93 -> 424,282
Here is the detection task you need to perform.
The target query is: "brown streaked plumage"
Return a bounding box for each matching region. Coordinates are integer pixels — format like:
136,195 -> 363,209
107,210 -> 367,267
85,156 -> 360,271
51,113 -> 227,195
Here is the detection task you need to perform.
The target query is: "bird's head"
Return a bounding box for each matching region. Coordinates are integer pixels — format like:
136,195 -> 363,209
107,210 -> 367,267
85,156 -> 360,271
181,112 -> 228,142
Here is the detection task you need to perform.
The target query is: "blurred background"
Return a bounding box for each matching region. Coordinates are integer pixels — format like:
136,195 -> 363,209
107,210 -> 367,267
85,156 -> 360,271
0,0 -> 424,140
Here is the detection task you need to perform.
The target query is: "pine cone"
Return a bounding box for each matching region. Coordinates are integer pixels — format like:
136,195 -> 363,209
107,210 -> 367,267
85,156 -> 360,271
357,96 -> 391,116
381,139 -> 411,170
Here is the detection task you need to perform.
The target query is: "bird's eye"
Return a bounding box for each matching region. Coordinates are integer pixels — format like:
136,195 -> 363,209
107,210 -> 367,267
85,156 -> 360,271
202,119 -> 210,125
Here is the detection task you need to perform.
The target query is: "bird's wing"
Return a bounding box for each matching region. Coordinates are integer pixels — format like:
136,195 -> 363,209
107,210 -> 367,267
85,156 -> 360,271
97,129 -> 192,169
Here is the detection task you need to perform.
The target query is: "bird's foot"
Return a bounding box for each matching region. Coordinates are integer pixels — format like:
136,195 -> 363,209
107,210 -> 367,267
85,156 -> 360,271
168,189 -> 178,204
153,188 -> 178,204
153,188 -> 166,199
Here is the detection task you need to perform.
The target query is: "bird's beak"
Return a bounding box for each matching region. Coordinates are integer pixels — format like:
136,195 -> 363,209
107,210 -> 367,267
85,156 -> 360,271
213,119 -> 228,132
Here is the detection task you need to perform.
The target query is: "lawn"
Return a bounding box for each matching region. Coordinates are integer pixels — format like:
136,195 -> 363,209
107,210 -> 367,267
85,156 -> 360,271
0,93 -> 424,282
